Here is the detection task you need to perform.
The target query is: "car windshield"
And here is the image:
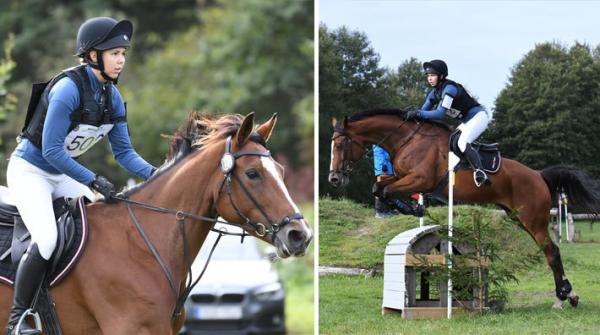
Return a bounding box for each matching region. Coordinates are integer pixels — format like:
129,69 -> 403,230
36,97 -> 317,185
197,232 -> 264,261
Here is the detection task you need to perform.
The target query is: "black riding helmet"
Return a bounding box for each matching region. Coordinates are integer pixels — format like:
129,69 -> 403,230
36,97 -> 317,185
423,59 -> 448,78
76,17 -> 133,82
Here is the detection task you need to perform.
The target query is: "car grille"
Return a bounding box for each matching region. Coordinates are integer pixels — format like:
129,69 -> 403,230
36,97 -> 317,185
189,294 -> 216,303
189,293 -> 245,304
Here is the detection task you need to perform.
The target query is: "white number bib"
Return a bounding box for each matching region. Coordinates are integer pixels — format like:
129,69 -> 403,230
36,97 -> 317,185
64,124 -> 114,157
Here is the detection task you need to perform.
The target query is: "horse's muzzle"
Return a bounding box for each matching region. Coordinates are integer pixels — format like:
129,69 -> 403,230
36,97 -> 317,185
275,220 -> 312,258
328,171 -> 348,187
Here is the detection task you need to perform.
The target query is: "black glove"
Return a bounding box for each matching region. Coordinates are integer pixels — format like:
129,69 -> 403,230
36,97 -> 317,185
405,109 -> 420,120
90,175 -> 117,203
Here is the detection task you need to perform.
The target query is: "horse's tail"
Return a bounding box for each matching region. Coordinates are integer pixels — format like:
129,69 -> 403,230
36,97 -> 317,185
541,166 -> 600,213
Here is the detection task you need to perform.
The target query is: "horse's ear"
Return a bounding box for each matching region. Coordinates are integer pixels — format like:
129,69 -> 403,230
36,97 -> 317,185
235,112 -> 255,146
256,113 -> 277,143
332,117 -> 337,127
343,116 -> 348,128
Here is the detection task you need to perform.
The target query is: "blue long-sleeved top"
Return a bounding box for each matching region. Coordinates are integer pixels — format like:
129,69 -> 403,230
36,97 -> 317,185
418,81 -> 483,122
12,65 -> 154,185
373,145 -> 393,176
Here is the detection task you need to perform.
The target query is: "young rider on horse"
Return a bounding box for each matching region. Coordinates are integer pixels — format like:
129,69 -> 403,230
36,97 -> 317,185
5,17 -> 155,335
406,59 -> 491,187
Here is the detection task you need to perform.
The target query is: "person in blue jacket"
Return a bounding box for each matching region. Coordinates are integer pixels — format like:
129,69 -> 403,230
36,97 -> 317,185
5,17 -> 155,335
372,145 -> 421,217
406,59 -> 491,187
373,145 -> 394,218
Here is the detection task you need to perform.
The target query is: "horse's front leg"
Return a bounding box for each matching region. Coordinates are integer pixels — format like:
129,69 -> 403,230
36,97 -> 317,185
381,172 -> 432,196
374,174 -> 429,217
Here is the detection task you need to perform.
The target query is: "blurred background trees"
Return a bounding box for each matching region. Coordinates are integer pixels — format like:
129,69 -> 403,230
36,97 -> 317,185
0,0 -> 313,202
319,23 -> 600,204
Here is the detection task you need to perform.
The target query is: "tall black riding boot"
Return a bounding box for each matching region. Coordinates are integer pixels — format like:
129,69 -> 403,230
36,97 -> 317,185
463,143 -> 491,187
375,197 -> 393,218
6,243 -> 48,335
384,198 -> 423,217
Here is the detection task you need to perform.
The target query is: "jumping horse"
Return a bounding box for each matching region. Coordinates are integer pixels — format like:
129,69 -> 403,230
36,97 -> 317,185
328,108 -> 600,309
0,112 -> 312,334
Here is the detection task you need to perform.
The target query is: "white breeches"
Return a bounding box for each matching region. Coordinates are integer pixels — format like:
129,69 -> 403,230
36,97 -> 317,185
456,111 -> 490,152
7,156 -> 94,260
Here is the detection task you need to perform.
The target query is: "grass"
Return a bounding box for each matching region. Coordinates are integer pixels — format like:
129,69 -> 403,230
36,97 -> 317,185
320,274 -> 600,335
319,197 -> 600,334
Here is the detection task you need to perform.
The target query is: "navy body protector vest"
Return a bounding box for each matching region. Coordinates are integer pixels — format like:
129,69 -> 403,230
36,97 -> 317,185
20,65 -> 126,149
433,79 -> 480,119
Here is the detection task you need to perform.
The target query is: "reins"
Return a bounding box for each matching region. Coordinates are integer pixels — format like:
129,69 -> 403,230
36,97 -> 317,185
331,118 -> 424,175
111,135 -> 302,321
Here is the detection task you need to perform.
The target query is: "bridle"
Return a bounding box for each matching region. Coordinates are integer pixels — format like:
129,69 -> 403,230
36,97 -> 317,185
113,134 -> 304,320
330,119 -> 425,177
215,135 -> 303,238
329,126 -> 368,178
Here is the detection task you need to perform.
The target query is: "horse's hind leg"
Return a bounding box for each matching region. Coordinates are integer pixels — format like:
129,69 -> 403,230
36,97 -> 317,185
517,202 -> 578,309
542,240 -> 579,309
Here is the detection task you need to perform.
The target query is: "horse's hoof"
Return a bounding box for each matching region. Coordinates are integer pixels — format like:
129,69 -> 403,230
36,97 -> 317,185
552,301 -> 563,310
568,295 -> 579,307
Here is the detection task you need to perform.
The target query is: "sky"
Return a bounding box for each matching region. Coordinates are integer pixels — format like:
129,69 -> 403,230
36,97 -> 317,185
319,0 -> 600,113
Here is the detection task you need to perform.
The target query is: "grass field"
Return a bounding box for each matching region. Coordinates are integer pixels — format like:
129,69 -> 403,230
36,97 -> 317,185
319,197 -> 600,334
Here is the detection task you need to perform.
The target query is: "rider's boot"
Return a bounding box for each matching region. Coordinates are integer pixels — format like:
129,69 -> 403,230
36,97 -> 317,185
6,243 -> 47,335
464,143 -> 491,187
375,197 -> 393,218
386,198 -> 423,217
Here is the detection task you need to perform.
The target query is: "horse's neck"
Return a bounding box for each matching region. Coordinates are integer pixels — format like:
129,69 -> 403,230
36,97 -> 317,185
350,121 -> 416,151
128,155 -> 219,281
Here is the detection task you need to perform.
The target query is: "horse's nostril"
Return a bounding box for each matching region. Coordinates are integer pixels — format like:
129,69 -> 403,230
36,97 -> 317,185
287,229 -> 306,247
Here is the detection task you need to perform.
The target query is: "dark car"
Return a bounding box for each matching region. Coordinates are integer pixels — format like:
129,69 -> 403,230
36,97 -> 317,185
179,226 -> 286,335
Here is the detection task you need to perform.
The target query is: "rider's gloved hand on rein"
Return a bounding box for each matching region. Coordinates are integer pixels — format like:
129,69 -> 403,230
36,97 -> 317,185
90,175 -> 117,203
404,109 -> 420,120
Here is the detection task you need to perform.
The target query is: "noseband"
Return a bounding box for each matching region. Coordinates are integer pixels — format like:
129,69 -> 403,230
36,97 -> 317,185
216,136 -> 303,239
330,126 -> 368,177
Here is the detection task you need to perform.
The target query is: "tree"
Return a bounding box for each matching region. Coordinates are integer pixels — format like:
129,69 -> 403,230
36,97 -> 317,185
488,42 -> 600,176
319,25 -> 431,204
318,24 -> 390,203
0,35 -> 17,181
126,0 -> 314,172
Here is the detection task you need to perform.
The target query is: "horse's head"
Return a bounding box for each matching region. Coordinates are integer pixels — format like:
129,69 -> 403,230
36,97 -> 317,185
328,116 -> 367,187
213,113 -> 312,258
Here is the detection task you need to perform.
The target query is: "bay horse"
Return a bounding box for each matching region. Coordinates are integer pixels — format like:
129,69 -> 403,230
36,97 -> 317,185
0,112 -> 312,334
328,108 -> 600,309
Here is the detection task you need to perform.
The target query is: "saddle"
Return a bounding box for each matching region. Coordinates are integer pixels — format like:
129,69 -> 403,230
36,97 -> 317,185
449,130 -> 502,173
0,186 -> 89,335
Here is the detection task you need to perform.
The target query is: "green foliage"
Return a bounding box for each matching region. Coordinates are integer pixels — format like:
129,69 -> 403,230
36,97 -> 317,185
0,35 -> 16,122
320,198 -> 600,333
487,41 -> 600,176
423,207 -> 542,308
318,25 -> 428,204
0,1 -> 313,189
128,0 -> 314,170
319,198 -> 543,306
0,35 -> 17,179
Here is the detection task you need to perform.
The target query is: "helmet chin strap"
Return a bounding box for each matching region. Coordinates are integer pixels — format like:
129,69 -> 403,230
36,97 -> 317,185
87,50 -> 119,84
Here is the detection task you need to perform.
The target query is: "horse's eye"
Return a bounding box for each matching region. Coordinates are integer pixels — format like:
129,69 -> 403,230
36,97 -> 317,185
246,169 -> 260,180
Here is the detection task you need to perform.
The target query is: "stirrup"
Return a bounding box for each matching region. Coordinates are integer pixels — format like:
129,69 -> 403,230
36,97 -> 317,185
14,309 -> 42,335
473,169 -> 490,187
